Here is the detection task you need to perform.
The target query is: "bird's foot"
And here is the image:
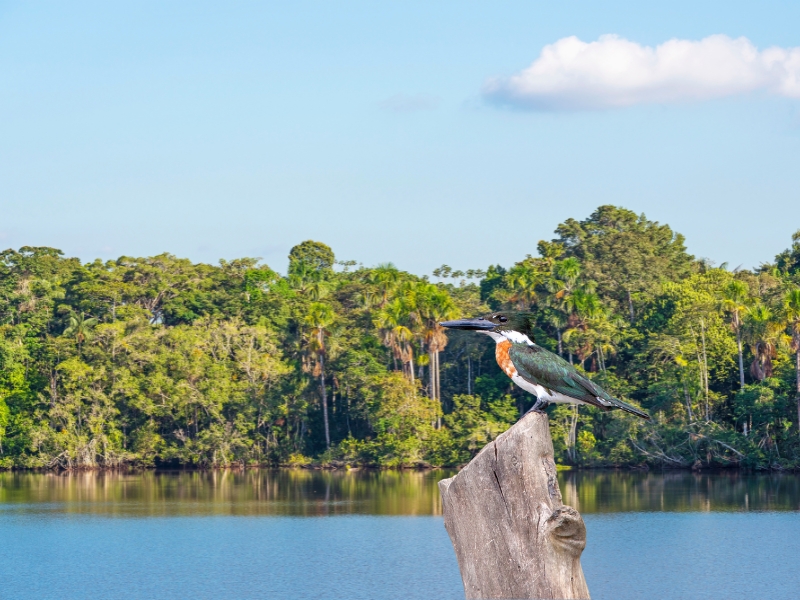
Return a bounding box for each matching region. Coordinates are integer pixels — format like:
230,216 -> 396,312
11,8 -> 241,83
524,398 -> 550,416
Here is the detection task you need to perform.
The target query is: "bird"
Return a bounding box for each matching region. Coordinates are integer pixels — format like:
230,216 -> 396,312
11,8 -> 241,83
440,311 -> 649,419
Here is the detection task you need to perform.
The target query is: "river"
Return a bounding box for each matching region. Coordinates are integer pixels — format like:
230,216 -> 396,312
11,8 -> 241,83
1,469 -> 798,599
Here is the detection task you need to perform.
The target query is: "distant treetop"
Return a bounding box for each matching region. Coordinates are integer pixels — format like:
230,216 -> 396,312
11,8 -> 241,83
775,229 -> 800,275
289,240 -> 335,274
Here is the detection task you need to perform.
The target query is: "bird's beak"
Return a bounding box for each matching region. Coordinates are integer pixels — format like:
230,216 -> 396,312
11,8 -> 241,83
439,318 -> 496,331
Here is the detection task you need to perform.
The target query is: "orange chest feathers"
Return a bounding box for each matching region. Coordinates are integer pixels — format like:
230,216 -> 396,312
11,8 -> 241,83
495,339 -> 517,378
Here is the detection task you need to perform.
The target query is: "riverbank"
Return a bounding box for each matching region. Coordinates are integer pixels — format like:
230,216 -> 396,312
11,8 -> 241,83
3,461 -> 799,474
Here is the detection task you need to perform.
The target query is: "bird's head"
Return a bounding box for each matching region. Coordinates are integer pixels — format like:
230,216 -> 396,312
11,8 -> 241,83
439,311 -> 536,344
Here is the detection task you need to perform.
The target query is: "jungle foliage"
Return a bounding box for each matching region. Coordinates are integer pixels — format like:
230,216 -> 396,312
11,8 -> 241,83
1,205 -> 800,470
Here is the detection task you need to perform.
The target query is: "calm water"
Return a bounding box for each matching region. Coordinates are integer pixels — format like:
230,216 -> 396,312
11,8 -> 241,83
1,470 -> 799,599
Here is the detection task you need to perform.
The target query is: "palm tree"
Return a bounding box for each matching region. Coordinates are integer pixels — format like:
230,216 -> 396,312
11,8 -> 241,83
562,288 -> 618,372
289,260 -> 330,300
550,258 -> 581,300
374,298 -> 415,382
304,302 -> 335,449
366,263 -> 401,308
743,303 -> 783,382
405,282 -> 457,426
560,289 -> 599,363
545,258 -> 585,362
784,289 -> 800,435
721,280 -> 750,389
63,311 -> 98,353
542,308 -> 568,356
590,310 -> 622,373
502,263 -> 544,310
740,302 -> 783,437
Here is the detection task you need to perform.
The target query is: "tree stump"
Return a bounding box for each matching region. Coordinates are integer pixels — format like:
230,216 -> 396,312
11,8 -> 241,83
438,411 -> 590,600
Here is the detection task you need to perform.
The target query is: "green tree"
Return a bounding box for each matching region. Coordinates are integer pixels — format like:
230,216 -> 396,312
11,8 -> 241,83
784,289 -> 800,434
6,213 -> 800,471
553,205 -> 695,323
62,311 -> 98,352
540,258 -> 582,358
721,280 -> 750,390
655,273 -> 736,421
304,302 -> 336,449
743,303 -> 783,382
562,288 -> 606,368
775,230 -> 800,275
496,260 -> 545,310
366,263 -> 401,308
405,282 -> 457,426
374,298 -> 415,381
289,241 -> 335,274
0,397 -> 8,459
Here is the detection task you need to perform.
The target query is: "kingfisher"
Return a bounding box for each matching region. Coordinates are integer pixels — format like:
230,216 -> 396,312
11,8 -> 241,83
440,311 -> 649,419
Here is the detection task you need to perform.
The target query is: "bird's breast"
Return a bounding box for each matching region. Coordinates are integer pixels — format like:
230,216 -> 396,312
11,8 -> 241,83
495,339 -> 517,378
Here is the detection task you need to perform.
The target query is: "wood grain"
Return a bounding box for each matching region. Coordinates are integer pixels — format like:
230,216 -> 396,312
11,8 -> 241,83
438,411 -> 590,599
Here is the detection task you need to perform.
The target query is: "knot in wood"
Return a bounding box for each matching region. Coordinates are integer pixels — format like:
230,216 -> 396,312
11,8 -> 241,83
545,506 -> 587,557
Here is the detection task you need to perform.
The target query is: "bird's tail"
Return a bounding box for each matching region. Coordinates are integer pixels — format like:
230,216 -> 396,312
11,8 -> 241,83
611,398 -> 650,420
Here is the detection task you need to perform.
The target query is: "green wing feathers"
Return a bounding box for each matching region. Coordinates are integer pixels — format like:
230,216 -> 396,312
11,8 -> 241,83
508,344 -> 650,420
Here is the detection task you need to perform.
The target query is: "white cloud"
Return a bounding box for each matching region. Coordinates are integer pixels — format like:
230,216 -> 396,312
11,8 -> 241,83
483,34 -> 800,110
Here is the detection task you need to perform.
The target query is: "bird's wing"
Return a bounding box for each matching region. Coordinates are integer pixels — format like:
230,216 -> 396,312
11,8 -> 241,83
508,344 -> 609,408
509,344 -> 650,419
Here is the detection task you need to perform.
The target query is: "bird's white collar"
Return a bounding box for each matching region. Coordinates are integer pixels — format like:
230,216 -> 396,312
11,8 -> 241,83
480,330 -> 535,346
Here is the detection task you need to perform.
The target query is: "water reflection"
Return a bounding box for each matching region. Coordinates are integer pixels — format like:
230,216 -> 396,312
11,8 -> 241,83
1,469 -> 799,516
560,470 -> 800,513
0,469 -> 453,517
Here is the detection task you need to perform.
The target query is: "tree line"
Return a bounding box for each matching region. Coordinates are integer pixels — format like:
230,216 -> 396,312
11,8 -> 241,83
1,205 -> 799,470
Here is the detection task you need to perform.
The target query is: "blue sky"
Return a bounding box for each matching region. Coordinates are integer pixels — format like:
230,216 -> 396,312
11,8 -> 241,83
1,1 -> 799,274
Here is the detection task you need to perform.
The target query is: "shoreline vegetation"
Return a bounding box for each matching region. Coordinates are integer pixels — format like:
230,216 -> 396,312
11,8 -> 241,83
2,205 -> 800,472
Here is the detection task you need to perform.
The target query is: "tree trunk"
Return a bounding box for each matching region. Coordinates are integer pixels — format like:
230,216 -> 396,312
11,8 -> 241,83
429,350 -> 436,402
689,324 -> 708,420
682,377 -> 693,421
49,370 -> 58,412
736,326 -> 745,390
568,405 -> 579,462
627,289 -> 635,324
796,348 -> 800,395
319,354 -> 330,449
467,356 -> 472,395
557,329 -> 563,356
438,352 -> 442,402
436,351 -> 442,429
430,350 -> 441,429
796,349 -> 800,439
699,319 -> 710,419
438,411 -> 590,600
700,319 -> 709,402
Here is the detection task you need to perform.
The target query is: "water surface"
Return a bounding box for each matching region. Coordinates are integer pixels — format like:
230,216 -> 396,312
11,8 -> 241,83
1,470 -> 799,599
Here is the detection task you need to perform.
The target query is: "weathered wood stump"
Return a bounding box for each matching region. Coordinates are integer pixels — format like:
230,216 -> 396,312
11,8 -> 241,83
438,411 -> 590,600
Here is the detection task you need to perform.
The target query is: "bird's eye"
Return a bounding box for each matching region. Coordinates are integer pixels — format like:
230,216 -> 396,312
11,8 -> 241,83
498,315 -> 508,322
